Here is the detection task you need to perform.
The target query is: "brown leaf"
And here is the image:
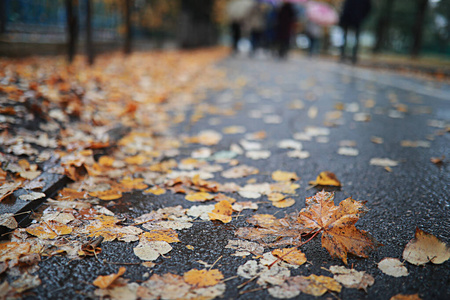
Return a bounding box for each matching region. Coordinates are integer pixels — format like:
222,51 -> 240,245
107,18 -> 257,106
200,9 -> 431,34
93,267 -> 126,289
297,191 -> 380,264
309,171 -> 341,187
402,228 -> 450,265
235,213 -> 306,247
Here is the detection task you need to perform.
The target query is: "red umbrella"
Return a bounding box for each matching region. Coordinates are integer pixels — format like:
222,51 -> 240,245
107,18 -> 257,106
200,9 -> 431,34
306,1 -> 338,26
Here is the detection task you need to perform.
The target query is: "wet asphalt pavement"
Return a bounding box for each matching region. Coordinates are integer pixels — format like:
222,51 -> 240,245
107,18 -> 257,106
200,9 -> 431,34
9,54 -> 450,299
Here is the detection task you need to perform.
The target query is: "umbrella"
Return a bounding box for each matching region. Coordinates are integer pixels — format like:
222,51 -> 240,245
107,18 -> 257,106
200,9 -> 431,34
227,0 -> 256,22
306,1 -> 338,26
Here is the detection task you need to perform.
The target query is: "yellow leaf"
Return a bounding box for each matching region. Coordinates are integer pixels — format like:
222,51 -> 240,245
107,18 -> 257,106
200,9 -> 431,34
309,171 -> 341,187
273,198 -> 295,208
98,156 -> 115,167
272,170 -> 299,182
185,192 -> 215,202
300,274 -> 341,296
141,229 -> 180,243
124,155 -> 146,165
89,189 -> 122,201
93,267 -> 126,289
26,220 -> 72,239
183,269 -> 224,287
143,187 -> 166,195
120,177 -> 148,190
272,247 -> 307,265
268,193 -> 285,202
208,200 -> 233,223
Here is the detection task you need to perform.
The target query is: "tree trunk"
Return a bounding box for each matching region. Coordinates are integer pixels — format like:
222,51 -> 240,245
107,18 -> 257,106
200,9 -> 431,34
124,0 -> 132,55
0,0 -> 6,34
411,0 -> 429,58
86,0 -> 94,65
66,0 -> 78,63
178,0 -> 216,48
373,0 -> 395,53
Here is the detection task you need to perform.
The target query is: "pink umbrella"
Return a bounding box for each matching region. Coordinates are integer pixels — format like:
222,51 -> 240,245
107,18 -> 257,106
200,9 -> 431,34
306,1 -> 338,26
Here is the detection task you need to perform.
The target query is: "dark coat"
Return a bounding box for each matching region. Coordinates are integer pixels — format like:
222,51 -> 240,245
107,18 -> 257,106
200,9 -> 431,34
339,0 -> 372,28
276,3 -> 296,42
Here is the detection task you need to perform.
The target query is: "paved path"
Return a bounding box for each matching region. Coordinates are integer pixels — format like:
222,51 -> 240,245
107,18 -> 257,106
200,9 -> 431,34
4,55 -> 450,299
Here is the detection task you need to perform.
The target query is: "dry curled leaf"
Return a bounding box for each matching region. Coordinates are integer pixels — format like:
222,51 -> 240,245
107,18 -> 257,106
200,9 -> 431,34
309,171 -> 341,187
297,191 -> 380,264
183,269 -> 224,288
329,265 -> 375,291
93,267 -> 126,289
402,228 -> 450,265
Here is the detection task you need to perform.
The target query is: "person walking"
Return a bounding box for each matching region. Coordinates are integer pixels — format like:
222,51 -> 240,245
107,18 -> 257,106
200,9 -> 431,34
275,2 -> 297,59
339,0 -> 372,64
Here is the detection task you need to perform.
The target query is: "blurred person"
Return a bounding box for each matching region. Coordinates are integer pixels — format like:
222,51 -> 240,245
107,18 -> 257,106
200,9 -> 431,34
305,20 -> 323,57
245,3 -> 266,56
276,2 -> 297,59
262,3 -> 278,55
227,0 -> 255,54
339,0 -> 372,64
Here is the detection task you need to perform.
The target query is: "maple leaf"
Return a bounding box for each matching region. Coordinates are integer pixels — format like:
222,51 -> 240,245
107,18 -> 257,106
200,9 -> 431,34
297,191 -> 380,264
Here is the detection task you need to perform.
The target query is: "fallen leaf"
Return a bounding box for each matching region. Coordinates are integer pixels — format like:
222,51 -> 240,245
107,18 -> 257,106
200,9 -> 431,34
272,198 -> 295,208
225,239 -> 264,256
0,213 -> 18,229
236,213 -> 306,247
208,200 -> 233,223
272,171 -> 298,182
133,240 -> 172,261
430,156 -> 444,165
26,220 -> 73,239
246,150 -> 271,160
287,150 -> 310,159
297,191 -> 380,264
400,140 -> 431,148
277,140 -> 302,150
18,191 -> 46,201
143,186 -> 166,195
10,273 -> 41,293
139,273 -> 191,299
223,125 -> 246,134
0,242 -> 30,262
402,228 -> 450,265
221,165 -> 258,179
338,147 -> 359,156
232,201 -> 258,212
185,192 -> 215,202
140,229 -> 180,243
371,136 -> 384,144
95,282 -> 139,300
390,294 -> 422,300
272,248 -> 307,265
183,269 -> 224,287
370,158 -> 399,167
297,274 -> 341,296
89,189 -> 122,201
329,265 -> 375,291
93,267 -> 126,289
309,172 -> 341,187
378,258 -> 409,277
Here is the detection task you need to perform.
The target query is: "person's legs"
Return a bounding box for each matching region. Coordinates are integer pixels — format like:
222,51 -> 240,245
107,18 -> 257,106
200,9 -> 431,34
231,22 -> 241,53
340,25 -> 348,61
352,25 -> 361,64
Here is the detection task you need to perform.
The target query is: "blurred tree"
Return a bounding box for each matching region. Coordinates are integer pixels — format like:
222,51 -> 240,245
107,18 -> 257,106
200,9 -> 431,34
178,0 -> 217,48
86,0 -> 94,64
124,0 -> 132,54
411,0 -> 429,57
66,0 -> 79,63
373,0 -> 395,53
0,0 -> 6,33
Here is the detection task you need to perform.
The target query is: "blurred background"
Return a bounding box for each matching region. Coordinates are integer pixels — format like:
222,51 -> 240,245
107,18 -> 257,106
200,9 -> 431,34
0,0 -> 449,63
